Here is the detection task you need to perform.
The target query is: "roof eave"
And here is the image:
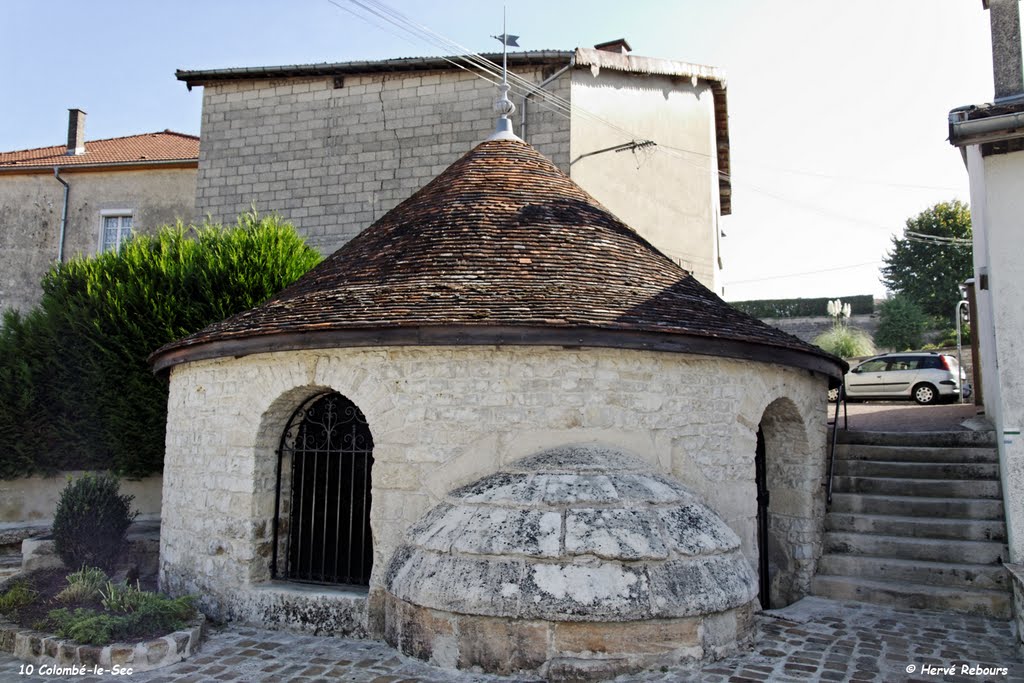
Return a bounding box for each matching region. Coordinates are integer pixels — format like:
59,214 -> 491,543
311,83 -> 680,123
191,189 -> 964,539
150,325 -> 845,380
0,159 -> 199,174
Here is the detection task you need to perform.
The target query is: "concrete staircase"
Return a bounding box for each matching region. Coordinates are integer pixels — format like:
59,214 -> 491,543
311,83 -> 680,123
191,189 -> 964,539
811,429 -> 1011,618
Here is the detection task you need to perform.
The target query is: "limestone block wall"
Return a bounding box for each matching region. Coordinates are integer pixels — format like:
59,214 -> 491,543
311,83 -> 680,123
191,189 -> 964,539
159,346 -> 827,631
194,66 -> 570,257
0,168 -> 196,313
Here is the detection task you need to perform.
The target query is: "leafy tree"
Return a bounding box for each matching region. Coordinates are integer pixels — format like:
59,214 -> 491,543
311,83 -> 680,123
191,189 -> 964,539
0,211 -> 321,479
875,294 -> 928,351
880,200 -> 972,322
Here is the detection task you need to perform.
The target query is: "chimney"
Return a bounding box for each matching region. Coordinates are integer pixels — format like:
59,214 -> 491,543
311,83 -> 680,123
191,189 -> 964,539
66,108 -> 86,156
594,38 -> 632,54
986,0 -> 1024,100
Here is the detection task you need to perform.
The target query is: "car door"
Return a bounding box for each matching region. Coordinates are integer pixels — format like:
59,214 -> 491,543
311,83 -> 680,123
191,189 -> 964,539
846,359 -> 888,398
882,358 -> 918,397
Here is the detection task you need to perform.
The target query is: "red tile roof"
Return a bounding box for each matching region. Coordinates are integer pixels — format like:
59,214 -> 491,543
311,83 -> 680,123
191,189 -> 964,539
151,138 -> 841,378
0,131 -> 199,170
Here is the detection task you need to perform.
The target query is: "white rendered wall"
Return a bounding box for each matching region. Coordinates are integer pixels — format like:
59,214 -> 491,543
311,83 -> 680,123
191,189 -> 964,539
973,148 -> 1024,563
159,346 -> 826,628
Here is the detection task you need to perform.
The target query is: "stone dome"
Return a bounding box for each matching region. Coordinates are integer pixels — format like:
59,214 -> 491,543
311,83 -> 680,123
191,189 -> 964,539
383,445 -> 758,679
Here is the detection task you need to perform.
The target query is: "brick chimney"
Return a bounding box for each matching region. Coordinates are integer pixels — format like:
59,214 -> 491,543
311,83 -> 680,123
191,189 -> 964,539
594,38 -> 632,54
985,0 -> 1024,100
66,108 -> 86,156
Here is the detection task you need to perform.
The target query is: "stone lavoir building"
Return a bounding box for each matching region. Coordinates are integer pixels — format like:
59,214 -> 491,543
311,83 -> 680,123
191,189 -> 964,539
150,100 -> 843,678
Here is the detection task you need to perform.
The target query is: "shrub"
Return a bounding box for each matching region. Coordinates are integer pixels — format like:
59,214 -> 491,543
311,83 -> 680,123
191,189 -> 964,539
0,581 -> 36,616
56,567 -> 109,603
813,326 -> 877,359
875,294 -> 928,351
0,211 -> 321,479
52,473 -> 137,570
48,594 -> 195,645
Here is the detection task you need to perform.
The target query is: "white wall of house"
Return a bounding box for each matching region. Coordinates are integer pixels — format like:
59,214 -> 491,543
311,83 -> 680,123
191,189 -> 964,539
569,69 -> 719,288
0,167 -> 196,313
966,145 -> 1024,562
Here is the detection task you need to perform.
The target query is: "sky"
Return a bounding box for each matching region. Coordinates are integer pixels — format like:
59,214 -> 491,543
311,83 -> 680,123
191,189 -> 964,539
0,1 -> 995,303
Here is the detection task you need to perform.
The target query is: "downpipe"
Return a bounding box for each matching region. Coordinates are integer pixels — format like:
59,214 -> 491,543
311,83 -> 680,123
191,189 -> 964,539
520,57 -> 574,142
53,167 -> 69,263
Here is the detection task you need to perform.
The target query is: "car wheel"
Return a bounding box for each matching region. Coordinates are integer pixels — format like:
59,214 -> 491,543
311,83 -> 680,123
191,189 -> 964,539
912,383 -> 938,405
827,387 -> 839,403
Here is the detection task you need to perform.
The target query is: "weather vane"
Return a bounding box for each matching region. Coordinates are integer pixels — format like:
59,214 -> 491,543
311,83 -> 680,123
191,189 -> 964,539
488,8 -> 519,139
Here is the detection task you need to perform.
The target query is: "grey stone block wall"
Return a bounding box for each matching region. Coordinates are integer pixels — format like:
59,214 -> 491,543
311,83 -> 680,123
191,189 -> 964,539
196,67 -> 570,255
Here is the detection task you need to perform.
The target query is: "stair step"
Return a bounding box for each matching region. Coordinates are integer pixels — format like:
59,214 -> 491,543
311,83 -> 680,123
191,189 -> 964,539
831,476 -> 1001,498
836,430 -> 996,448
834,444 -> 999,463
810,574 -> 1011,619
816,554 -> 1010,591
826,512 -> 1006,541
829,493 -> 1004,519
832,460 -> 998,480
823,531 -> 1007,564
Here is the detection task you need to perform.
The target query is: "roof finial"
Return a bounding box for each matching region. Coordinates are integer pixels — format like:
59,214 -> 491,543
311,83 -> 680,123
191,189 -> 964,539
488,8 -> 520,141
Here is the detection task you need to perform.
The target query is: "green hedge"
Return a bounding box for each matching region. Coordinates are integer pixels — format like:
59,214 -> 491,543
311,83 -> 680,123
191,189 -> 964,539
729,295 -> 874,319
0,211 -> 321,479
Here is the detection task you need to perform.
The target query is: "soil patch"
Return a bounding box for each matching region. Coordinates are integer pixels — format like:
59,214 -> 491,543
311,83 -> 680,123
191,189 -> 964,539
2,568 -> 166,643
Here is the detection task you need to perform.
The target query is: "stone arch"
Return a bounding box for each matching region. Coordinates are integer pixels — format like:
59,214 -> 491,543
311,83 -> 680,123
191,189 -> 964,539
250,385 -> 375,585
755,395 -> 823,608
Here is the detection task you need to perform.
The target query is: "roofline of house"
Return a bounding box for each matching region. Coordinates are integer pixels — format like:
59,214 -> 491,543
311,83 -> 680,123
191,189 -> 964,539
176,49 -> 727,87
176,48 -> 732,214
0,159 -> 198,175
949,99 -> 1024,147
149,325 -> 846,381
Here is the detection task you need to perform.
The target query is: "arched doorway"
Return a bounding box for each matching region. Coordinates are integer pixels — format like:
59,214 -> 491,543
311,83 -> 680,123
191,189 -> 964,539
272,392 -> 374,586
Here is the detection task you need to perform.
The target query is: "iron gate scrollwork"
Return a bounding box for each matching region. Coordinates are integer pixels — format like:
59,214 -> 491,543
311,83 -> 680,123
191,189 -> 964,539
272,392 -> 374,586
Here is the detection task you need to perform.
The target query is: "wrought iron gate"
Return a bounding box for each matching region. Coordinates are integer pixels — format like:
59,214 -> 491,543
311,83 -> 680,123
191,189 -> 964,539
754,426 -> 770,609
272,392 -> 374,586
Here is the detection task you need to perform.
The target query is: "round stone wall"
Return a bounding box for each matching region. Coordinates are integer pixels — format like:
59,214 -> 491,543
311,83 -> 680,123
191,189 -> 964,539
158,345 -> 826,633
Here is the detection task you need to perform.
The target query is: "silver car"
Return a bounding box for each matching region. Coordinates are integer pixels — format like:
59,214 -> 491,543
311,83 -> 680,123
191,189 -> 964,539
829,352 -> 968,405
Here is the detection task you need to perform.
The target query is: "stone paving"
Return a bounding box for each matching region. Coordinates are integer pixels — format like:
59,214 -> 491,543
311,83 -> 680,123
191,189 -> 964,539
2,597 -> 1021,682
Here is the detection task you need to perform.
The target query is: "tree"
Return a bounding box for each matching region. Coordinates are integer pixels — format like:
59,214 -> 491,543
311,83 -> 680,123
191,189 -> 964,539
880,200 -> 972,323
0,211 -> 322,478
874,294 -> 928,351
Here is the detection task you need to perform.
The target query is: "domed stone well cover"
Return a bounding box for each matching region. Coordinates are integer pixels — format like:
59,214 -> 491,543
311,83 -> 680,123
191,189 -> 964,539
383,446 -> 758,680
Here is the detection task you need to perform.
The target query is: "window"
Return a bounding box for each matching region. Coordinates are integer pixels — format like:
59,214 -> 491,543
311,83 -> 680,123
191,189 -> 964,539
101,213 -> 133,252
857,360 -> 887,372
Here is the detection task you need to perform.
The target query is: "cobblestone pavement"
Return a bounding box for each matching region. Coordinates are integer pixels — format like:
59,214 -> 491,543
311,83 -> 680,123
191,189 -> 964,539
2,597 -> 1021,682
830,402 -> 981,433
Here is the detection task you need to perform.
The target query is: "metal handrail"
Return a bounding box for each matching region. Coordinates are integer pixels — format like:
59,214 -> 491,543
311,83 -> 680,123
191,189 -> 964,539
825,382 -> 847,508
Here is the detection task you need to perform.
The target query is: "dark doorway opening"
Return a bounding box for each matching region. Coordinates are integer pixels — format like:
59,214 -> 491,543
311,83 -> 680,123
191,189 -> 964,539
273,392 -> 374,586
755,426 -> 770,609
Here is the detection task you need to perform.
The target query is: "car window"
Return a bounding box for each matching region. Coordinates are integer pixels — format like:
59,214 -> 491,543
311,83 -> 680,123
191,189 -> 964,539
918,356 -> 943,370
857,360 -> 887,372
886,360 -> 914,371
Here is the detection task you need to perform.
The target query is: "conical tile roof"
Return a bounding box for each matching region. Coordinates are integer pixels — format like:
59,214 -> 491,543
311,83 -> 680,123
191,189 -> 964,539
152,139 -> 842,378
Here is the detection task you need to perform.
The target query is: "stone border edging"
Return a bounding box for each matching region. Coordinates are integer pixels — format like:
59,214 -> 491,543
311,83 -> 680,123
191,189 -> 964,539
0,572 -> 205,673
0,613 -> 204,673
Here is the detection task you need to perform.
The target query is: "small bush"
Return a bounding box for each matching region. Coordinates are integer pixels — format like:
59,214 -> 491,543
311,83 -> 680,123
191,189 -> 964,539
0,581 -> 36,616
100,580 -> 146,613
56,567 -> 109,603
52,473 -> 137,570
813,326 -> 877,359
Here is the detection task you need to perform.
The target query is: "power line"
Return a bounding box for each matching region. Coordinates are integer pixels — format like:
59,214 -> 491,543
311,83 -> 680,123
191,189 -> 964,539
728,261 -> 883,285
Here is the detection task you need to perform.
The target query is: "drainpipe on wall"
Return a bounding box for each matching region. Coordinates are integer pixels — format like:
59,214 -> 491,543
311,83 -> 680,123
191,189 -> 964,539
53,167 -> 69,263
520,57 -> 574,142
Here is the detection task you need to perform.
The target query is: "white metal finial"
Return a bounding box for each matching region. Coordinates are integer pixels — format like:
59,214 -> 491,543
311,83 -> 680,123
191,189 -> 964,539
488,8 -> 521,141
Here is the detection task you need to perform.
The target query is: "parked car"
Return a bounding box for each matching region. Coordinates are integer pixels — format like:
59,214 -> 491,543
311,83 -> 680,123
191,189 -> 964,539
828,352 -> 969,405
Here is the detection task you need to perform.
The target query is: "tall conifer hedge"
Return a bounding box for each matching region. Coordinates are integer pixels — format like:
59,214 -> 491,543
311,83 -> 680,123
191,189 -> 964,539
0,211 -> 321,479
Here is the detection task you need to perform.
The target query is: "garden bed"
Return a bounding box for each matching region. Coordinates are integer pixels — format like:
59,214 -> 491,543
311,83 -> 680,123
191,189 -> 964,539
0,569 -> 204,673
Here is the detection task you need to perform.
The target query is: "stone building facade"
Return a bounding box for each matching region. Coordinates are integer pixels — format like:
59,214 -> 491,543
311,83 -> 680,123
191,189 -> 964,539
152,132 -> 841,678
0,110 -> 198,313
178,44 -> 730,290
